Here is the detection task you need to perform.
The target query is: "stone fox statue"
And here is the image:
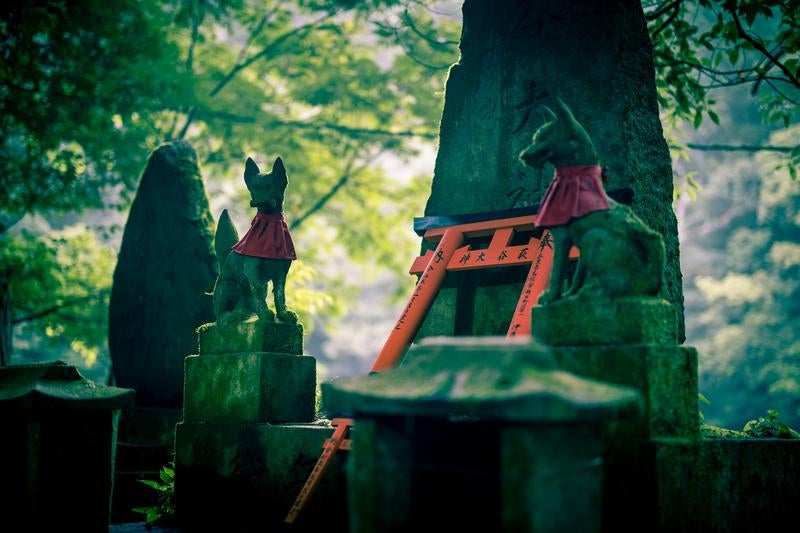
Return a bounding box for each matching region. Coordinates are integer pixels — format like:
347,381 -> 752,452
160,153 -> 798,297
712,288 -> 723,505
519,98 -> 664,303
213,157 -> 298,324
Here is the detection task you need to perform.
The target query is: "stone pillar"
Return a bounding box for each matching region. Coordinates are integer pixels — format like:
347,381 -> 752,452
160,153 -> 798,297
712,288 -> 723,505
420,0 -> 683,340
324,337 -> 642,532
109,140 -> 216,408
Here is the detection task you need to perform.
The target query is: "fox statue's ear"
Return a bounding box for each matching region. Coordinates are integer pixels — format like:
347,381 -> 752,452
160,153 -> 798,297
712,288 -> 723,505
272,157 -> 286,176
272,156 -> 288,185
553,97 -> 582,128
244,157 -> 260,181
539,105 -> 558,124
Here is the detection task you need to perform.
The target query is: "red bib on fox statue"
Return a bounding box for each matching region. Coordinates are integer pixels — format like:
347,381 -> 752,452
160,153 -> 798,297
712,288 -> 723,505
231,212 -> 297,260
534,165 -> 610,227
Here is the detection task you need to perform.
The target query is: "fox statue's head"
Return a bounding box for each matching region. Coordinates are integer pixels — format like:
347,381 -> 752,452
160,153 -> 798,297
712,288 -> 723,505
519,97 -> 598,169
243,156 -> 288,212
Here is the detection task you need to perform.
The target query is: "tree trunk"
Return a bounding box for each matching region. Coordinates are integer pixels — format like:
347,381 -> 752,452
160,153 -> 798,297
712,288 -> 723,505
1,269 -> 10,366
421,0 -> 684,340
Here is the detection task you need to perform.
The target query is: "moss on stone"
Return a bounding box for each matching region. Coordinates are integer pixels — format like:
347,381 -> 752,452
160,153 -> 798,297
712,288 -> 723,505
197,317 -> 303,355
700,424 -> 748,439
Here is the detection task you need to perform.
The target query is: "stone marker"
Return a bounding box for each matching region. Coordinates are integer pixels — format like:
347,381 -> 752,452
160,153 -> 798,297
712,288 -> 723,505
109,141 -> 216,408
0,362 -> 134,531
323,336 -> 641,533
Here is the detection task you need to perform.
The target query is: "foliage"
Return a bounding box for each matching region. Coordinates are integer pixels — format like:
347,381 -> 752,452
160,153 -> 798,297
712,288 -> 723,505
742,409 -> 800,439
1,0 -> 460,372
645,0 -> 800,175
689,126 -> 800,427
0,0 -> 186,222
133,462 -> 176,526
1,224 -> 115,379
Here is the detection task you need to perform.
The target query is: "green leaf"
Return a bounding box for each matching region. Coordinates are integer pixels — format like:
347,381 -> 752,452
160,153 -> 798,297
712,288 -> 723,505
137,479 -> 166,491
693,111 -> 703,128
708,110 -> 720,125
160,470 -> 173,484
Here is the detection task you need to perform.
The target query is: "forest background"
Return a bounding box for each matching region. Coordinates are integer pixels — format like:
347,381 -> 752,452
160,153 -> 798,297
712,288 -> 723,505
1,0 -> 798,429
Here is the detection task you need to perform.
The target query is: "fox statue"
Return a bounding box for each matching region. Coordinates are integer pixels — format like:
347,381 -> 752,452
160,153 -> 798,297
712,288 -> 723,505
212,156 -> 298,324
519,98 -> 665,303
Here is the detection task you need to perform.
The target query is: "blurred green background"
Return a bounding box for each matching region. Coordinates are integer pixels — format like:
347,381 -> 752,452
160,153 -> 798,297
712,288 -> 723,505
1,0 -> 798,429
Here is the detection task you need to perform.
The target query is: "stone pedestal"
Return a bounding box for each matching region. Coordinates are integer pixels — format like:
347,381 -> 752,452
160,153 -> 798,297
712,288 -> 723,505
183,352 -> 315,423
112,406 -> 182,523
532,296 -> 678,346
532,296 -> 697,530
174,318 -> 340,530
174,421 -> 346,531
324,337 -> 641,533
197,319 -> 303,355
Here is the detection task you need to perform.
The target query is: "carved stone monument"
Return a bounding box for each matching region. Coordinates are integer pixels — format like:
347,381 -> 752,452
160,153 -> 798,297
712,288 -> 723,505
419,0 -> 684,340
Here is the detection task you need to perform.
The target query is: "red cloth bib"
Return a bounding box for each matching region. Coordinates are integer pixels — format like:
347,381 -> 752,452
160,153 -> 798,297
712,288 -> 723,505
231,212 -> 297,260
534,165 -> 610,227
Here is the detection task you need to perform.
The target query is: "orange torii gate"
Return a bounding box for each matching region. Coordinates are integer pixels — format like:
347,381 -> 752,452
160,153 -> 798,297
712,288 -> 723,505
284,189 -> 633,525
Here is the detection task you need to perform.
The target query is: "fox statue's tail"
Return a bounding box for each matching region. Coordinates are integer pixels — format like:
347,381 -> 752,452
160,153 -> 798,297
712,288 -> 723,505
215,209 -> 239,273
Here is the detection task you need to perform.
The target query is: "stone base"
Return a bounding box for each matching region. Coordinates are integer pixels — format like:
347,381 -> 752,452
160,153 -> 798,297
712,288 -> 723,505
183,352 -> 316,423
532,296 -> 677,346
655,437 -> 800,531
198,318 -> 303,355
174,421 -> 347,531
552,344 -> 698,438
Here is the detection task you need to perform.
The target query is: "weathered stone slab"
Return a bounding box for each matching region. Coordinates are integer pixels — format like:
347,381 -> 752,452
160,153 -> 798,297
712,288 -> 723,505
324,337 -> 642,424
183,352 -> 315,423
552,344 -> 698,438
655,437 -> 800,532
174,421 -> 346,531
532,296 -> 677,346
197,318 -> 303,355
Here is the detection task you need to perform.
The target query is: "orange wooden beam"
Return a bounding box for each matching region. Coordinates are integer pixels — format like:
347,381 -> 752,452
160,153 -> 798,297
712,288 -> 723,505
370,227 -> 465,373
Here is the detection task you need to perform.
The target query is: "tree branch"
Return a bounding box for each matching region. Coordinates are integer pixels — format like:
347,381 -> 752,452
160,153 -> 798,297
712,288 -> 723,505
400,9 -> 458,48
724,0 -> 800,89
209,14 -> 335,98
13,292 -> 109,325
651,2 -> 682,38
645,0 -> 684,21
290,150 -> 385,230
681,143 -> 799,153
194,108 -> 437,139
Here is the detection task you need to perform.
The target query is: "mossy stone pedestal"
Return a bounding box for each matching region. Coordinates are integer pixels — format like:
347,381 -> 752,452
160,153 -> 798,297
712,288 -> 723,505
197,318 -> 303,356
324,337 -> 641,533
174,318 -> 343,531
532,296 -> 697,530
